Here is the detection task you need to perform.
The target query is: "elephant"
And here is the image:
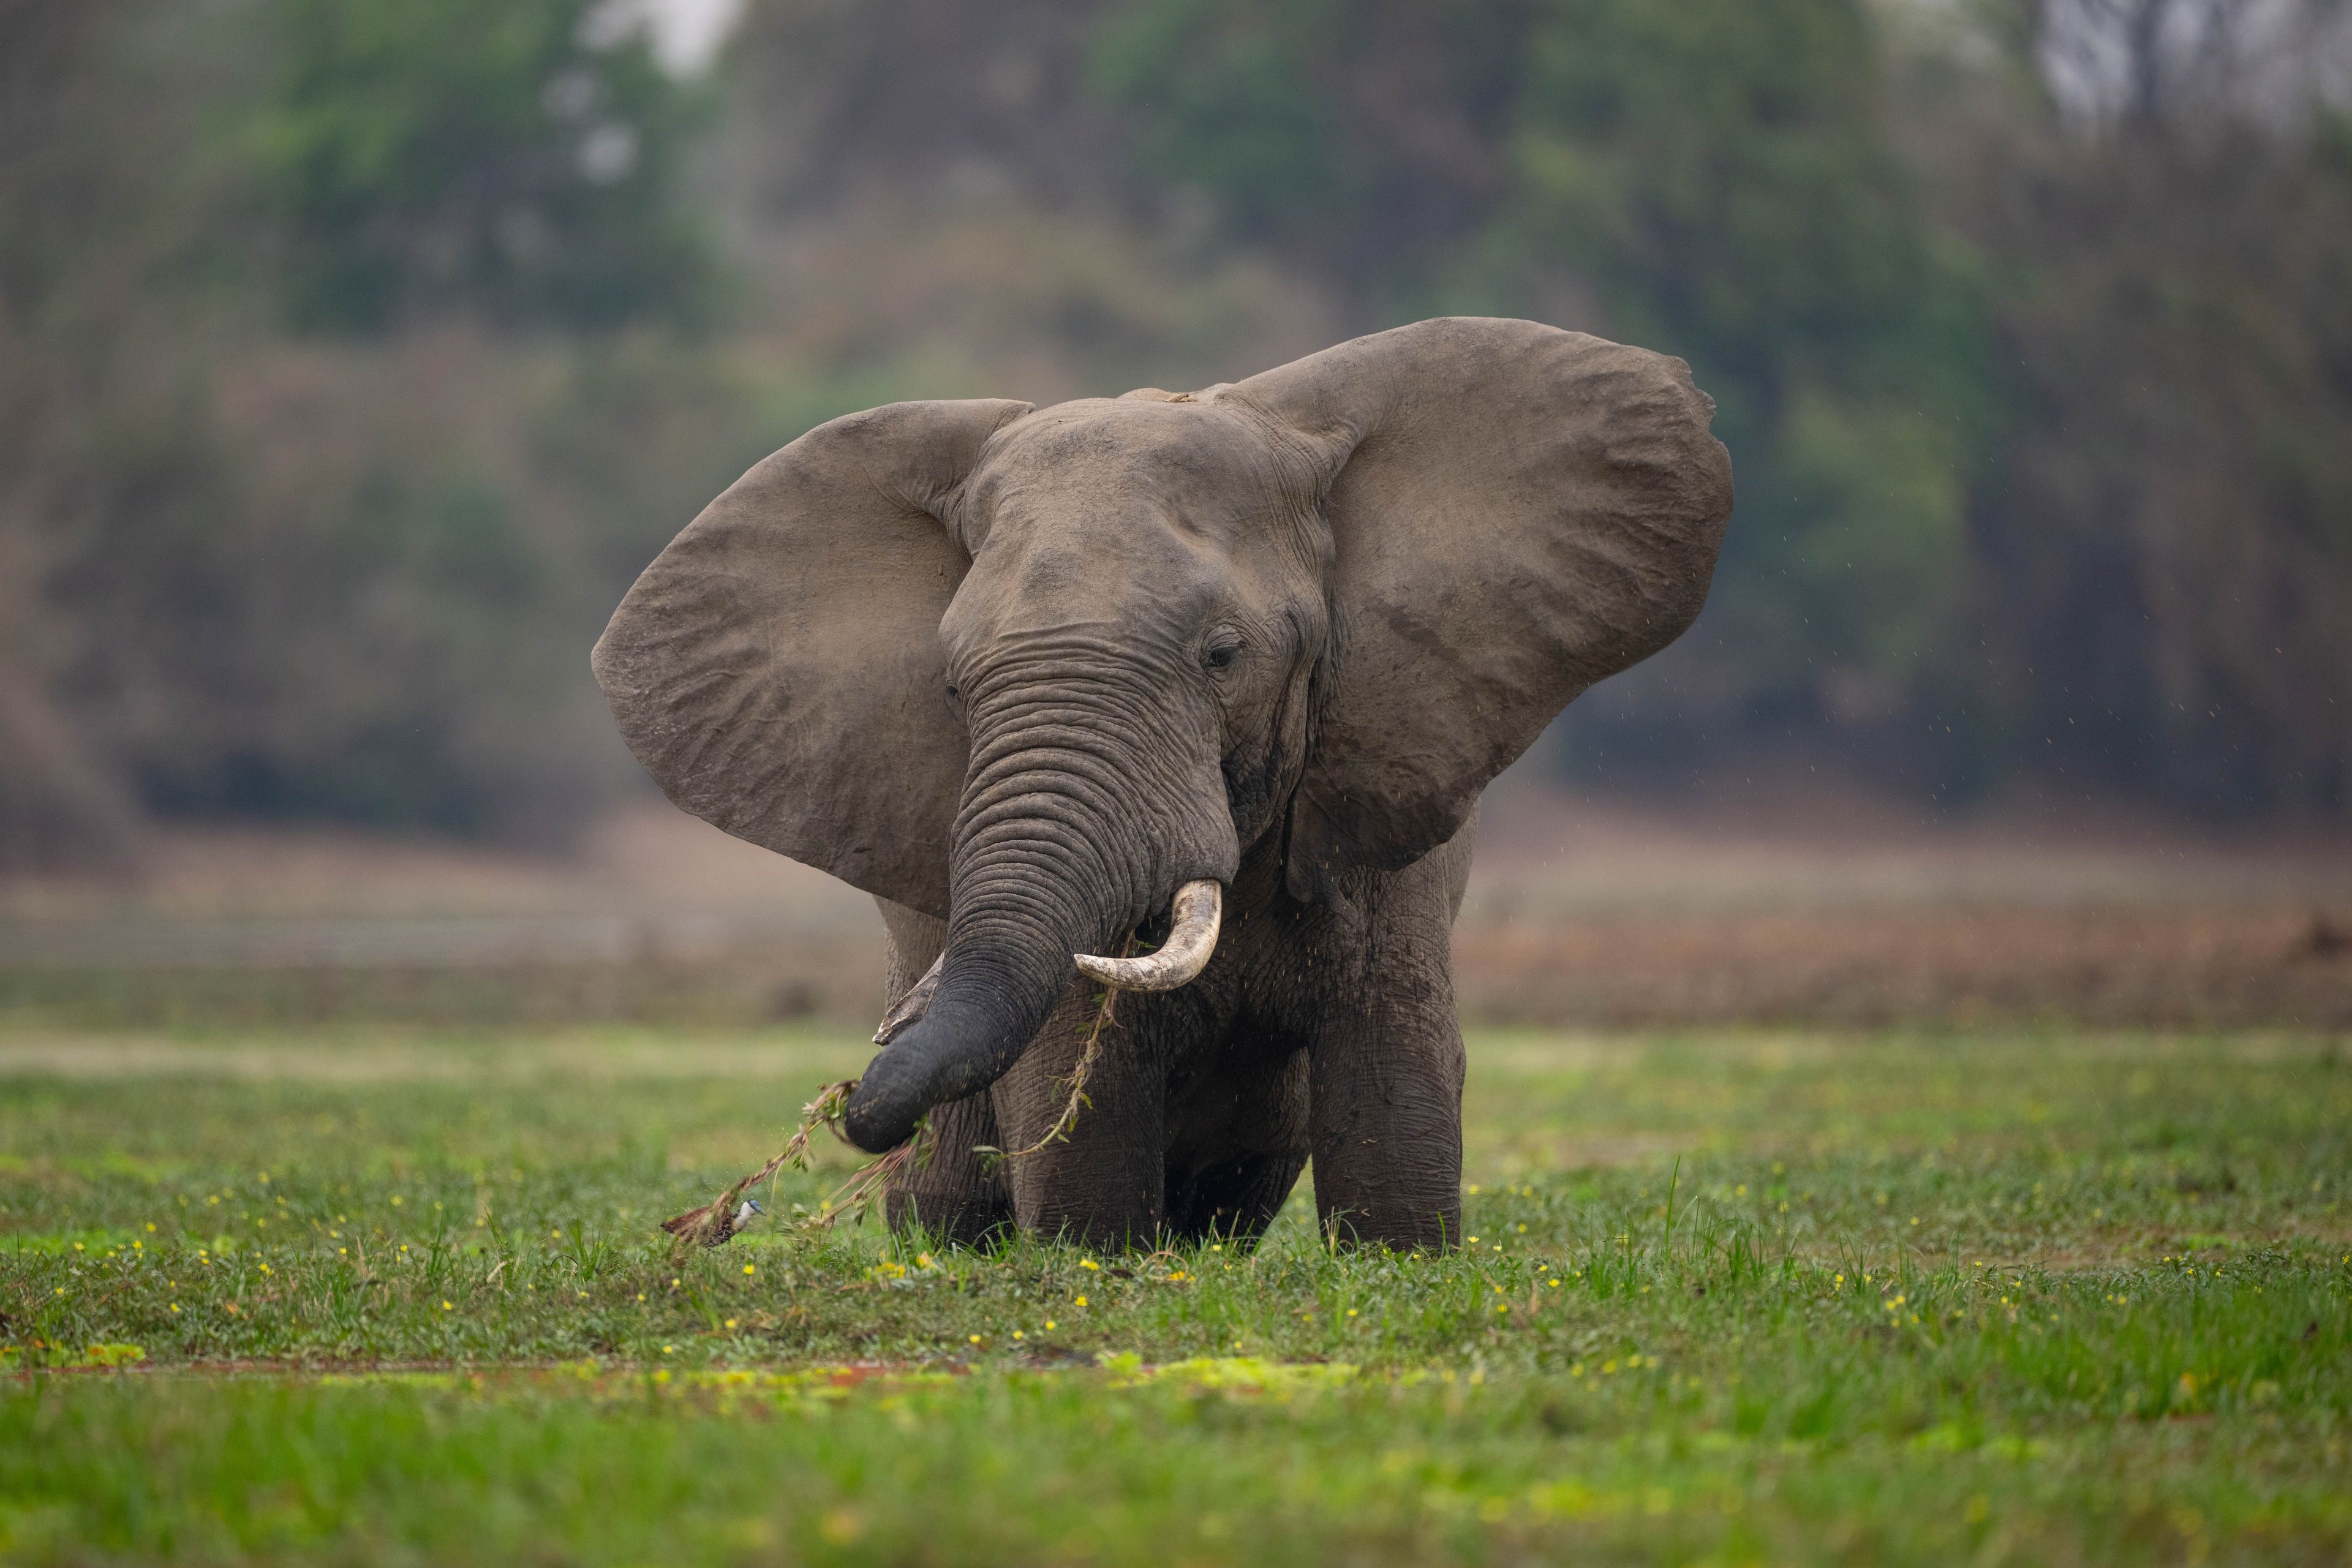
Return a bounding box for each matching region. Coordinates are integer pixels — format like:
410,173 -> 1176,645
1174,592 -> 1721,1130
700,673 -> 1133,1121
593,317 -> 1732,1253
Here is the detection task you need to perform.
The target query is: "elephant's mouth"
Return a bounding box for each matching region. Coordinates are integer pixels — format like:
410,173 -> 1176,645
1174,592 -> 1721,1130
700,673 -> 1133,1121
844,878 -> 1224,1152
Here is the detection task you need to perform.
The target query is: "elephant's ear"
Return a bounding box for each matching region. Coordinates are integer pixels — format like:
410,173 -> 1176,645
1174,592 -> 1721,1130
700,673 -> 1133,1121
592,399 -> 1033,918
1224,318 -> 1732,904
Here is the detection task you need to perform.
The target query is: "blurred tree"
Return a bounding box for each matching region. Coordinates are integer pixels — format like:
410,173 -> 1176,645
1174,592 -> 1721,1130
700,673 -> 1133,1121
249,0 -> 720,331
9,0 -> 2350,862
0,0 -> 200,869
710,0 -> 1341,420
1093,0 -> 1524,300
1954,4 -> 2352,812
1490,0 -> 1996,744
1098,0 -> 1999,755
728,0 -> 1131,217
2,0 -> 763,851
2031,0 -> 2352,131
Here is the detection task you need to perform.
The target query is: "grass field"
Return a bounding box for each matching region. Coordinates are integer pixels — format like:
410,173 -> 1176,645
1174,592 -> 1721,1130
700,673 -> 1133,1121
3,1023 -> 2348,1564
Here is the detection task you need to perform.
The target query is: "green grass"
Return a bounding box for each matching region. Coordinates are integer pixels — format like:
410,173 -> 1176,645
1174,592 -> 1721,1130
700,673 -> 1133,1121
4,1025 -> 2349,1564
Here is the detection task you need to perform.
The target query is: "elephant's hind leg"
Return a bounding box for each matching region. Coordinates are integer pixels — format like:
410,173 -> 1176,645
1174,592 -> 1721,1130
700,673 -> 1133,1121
1161,1031 -> 1311,1248
1162,1150 -> 1306,1247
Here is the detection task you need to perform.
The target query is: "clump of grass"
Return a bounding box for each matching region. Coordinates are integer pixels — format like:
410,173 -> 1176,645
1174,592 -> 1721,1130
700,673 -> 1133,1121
5,1025 -> 2350,1564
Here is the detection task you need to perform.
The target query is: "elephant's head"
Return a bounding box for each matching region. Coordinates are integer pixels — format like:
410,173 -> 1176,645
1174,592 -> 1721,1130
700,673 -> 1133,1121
593,318 -> 1732,1152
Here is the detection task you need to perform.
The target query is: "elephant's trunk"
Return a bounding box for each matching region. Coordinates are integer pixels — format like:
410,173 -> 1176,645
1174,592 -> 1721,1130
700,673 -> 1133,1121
840,657 -> 1236,1154
839,942 -> 1064,1153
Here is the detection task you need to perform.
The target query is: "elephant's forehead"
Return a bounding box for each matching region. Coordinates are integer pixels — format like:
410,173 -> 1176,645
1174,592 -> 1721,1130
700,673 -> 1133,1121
971,399 -> 1285,521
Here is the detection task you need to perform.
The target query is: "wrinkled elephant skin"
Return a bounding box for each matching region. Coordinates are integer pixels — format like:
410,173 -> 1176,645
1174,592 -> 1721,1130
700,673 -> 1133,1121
594,318 -> 1733,1251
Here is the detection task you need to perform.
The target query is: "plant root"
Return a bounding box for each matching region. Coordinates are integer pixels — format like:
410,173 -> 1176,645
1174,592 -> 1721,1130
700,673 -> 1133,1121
659,1079 -> 927,1257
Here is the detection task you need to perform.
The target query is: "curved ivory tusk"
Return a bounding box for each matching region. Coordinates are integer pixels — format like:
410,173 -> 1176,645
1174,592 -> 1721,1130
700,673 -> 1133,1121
872,951 -> 944,1045
1074,880 -> 1223,991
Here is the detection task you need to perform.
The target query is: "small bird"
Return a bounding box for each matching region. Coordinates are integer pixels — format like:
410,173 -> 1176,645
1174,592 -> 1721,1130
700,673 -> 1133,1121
660,1195 -> 764,1247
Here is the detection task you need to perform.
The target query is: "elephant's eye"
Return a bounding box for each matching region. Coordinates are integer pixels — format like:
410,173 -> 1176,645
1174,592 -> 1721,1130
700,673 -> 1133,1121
944,681 -> 960,701
1203,639 -> 1241,672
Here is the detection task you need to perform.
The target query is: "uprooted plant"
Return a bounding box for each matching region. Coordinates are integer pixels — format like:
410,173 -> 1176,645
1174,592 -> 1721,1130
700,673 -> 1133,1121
660,1081 -> 929,1256
660,941 -> 1134,1256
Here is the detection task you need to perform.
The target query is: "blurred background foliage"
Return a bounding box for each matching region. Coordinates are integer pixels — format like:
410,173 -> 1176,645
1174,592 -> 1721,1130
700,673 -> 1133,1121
253,0 -> 723,333
3,0 -> 2349,870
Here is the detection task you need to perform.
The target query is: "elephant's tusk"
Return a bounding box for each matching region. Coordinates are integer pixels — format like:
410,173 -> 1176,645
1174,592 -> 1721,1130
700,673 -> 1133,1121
873,952 -> 944,1045
1074,880 -> 1222,992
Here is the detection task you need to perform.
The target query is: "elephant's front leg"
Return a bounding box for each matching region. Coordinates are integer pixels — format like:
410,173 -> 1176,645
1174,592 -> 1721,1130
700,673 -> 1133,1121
990,981 -> 1168,1249
1302,848 -> 1472,1252
885,1092 -> 1012,1246
1306,998 -> 1464,1251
